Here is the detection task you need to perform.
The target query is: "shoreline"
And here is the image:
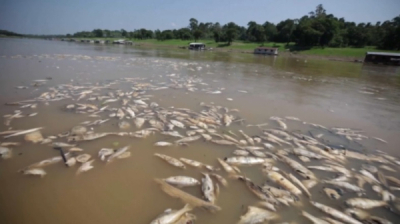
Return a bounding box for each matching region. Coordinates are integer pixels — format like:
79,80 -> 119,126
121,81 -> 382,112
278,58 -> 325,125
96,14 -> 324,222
134,42 -> 364,63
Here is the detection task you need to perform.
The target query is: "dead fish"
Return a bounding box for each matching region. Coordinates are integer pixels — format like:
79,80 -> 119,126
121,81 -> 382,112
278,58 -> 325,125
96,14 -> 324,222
0,142 -> 20,147
302,179 -> 318,189
154,179 -> 221,212
22,168 -> 46,177
76,154 -> 91,163
201,173 -> 216,204
174,213 -> 196,224
175,135 -> 201,144
298,156 -> 311,162
237,176 -> 276,203
52,142 -> 76,148
155,153 -> 186,169
346,198 -> 387,209
150,204 -> 193,224
65,157 -> 76,167
170,120 -> 185,129
345,208 -> 370,221
282,171 -> 311,198
222,114 -> 233,126
276,119 -> 287,130
107,146 -> 130,163
154,141 -> 173,147
311,201 -> 363,224
134,117 -> 146,128
0,147 -> 12,159
266,171 -> 302,195
233,150 -> 250,156
379,165 -> 396,172
238,130 -> 254,145
98,148 -> 114,161
238,206 -> 279,224
223,134 -> 240,144
257,201 -> 276,212
163,176 -> 200,187
201,133 -> 212,141
180,157 -> 203,168
224,157 -> 266,166
161,131 -> 184,138
386,176 -> 400,187
28,156 -> 64,168
4,127 -> 44,138
118,120 -> 130,129
210,139 -> 237,146
217,158 -> 237,174
360,169 -> 380,184
302,211 -> 330,224
323,187 -> 341,200
125,107 -> 135,118
322,181 -> 364,192
279,155 -> 316,180
76,159 -> 94,175
293,147 -> 323,159
209,173 -> 228,187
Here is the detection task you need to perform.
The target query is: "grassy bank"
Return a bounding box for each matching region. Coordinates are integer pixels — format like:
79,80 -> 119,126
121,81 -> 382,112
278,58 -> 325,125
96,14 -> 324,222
70,37 -> 400,58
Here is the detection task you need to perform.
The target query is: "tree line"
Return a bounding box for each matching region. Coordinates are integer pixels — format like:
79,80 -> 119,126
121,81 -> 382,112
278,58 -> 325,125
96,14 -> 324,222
12,4 -> 398,50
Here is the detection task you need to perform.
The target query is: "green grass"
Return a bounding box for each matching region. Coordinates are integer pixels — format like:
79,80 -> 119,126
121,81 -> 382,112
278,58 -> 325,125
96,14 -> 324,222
70,37 -> 400,58
294,46 -> 400,58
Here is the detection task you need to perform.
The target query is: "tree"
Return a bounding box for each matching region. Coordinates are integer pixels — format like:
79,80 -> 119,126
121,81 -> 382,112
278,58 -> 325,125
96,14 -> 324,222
263,22 -> 277,41
193,30 -> 202,42
121,29 -> 127,37
92,29 -> 103,38
223,22 -> 238,45
189,18 -> 198,32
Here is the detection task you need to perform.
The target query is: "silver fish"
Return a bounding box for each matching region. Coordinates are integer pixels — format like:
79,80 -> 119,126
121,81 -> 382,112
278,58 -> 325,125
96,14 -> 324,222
163,176 -> 201,187
107,146 -> 130,163
155,153 -> 186,169
224,156 -> 266,165
150,204 -> 192,224
201,173 -> 216,204
22,168 -> 46,177
238,206 -> 279,224
76,159 -> 94,175
311,201 -> 363,224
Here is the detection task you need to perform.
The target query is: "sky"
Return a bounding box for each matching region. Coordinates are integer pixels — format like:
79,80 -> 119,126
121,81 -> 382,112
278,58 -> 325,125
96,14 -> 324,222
0,0 -> 399,35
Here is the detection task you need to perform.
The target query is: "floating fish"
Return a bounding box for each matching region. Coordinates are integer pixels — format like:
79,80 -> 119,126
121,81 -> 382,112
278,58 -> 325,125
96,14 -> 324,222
163,176 -> 200,187
155,153 -> 186,169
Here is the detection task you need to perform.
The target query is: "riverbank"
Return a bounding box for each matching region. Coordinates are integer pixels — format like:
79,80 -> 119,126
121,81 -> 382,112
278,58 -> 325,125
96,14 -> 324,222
59,37 -> 400,62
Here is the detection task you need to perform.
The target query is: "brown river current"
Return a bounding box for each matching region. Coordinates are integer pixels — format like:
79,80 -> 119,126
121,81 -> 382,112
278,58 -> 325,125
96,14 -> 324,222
1,38 -> 400,224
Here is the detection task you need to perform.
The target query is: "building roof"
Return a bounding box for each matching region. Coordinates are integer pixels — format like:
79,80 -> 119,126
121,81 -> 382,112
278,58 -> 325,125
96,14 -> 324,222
189,43 -> 205,45
366,52 -> 400,57
255,47 -> 278,50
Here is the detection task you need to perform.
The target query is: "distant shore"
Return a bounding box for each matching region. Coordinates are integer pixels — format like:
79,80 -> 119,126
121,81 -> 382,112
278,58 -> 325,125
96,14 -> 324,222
8,36 -> 400,63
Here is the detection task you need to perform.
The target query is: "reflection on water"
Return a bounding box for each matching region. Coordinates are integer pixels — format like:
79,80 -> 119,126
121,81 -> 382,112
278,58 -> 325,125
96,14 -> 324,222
0,38 -> 400,224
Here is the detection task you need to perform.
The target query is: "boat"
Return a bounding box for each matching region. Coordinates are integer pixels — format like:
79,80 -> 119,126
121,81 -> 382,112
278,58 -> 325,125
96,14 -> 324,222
254,47 -> 278,55
189,43 -> 206,50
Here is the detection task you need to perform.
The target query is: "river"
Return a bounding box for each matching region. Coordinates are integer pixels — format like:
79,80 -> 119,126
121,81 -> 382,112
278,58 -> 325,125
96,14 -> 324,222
1,38 -> 400,224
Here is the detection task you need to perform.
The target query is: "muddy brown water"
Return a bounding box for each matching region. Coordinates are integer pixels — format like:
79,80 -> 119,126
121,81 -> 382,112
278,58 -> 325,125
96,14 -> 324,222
1,38 -> 400,224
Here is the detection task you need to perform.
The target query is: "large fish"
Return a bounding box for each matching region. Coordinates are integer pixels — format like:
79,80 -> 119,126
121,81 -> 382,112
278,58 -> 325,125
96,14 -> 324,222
107,146 -> 130,163
238,206 -> 279,224
224,157 -> 267,166
201,173 -> 216,204
279,155 -> 316,179
150,204 -> 192,224
346,198 -> 387,209
163,176 -> 200,187
266,171 -> 302,195
4,127 -> 43,138
155,153 -> 186,169
76,160 -> 95,175
154,179 -> 220,212
311,201 -> 363,224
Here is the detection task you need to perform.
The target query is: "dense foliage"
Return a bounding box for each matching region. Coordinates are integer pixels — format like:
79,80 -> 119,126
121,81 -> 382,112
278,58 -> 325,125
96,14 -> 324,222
4,4 -> 398,50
